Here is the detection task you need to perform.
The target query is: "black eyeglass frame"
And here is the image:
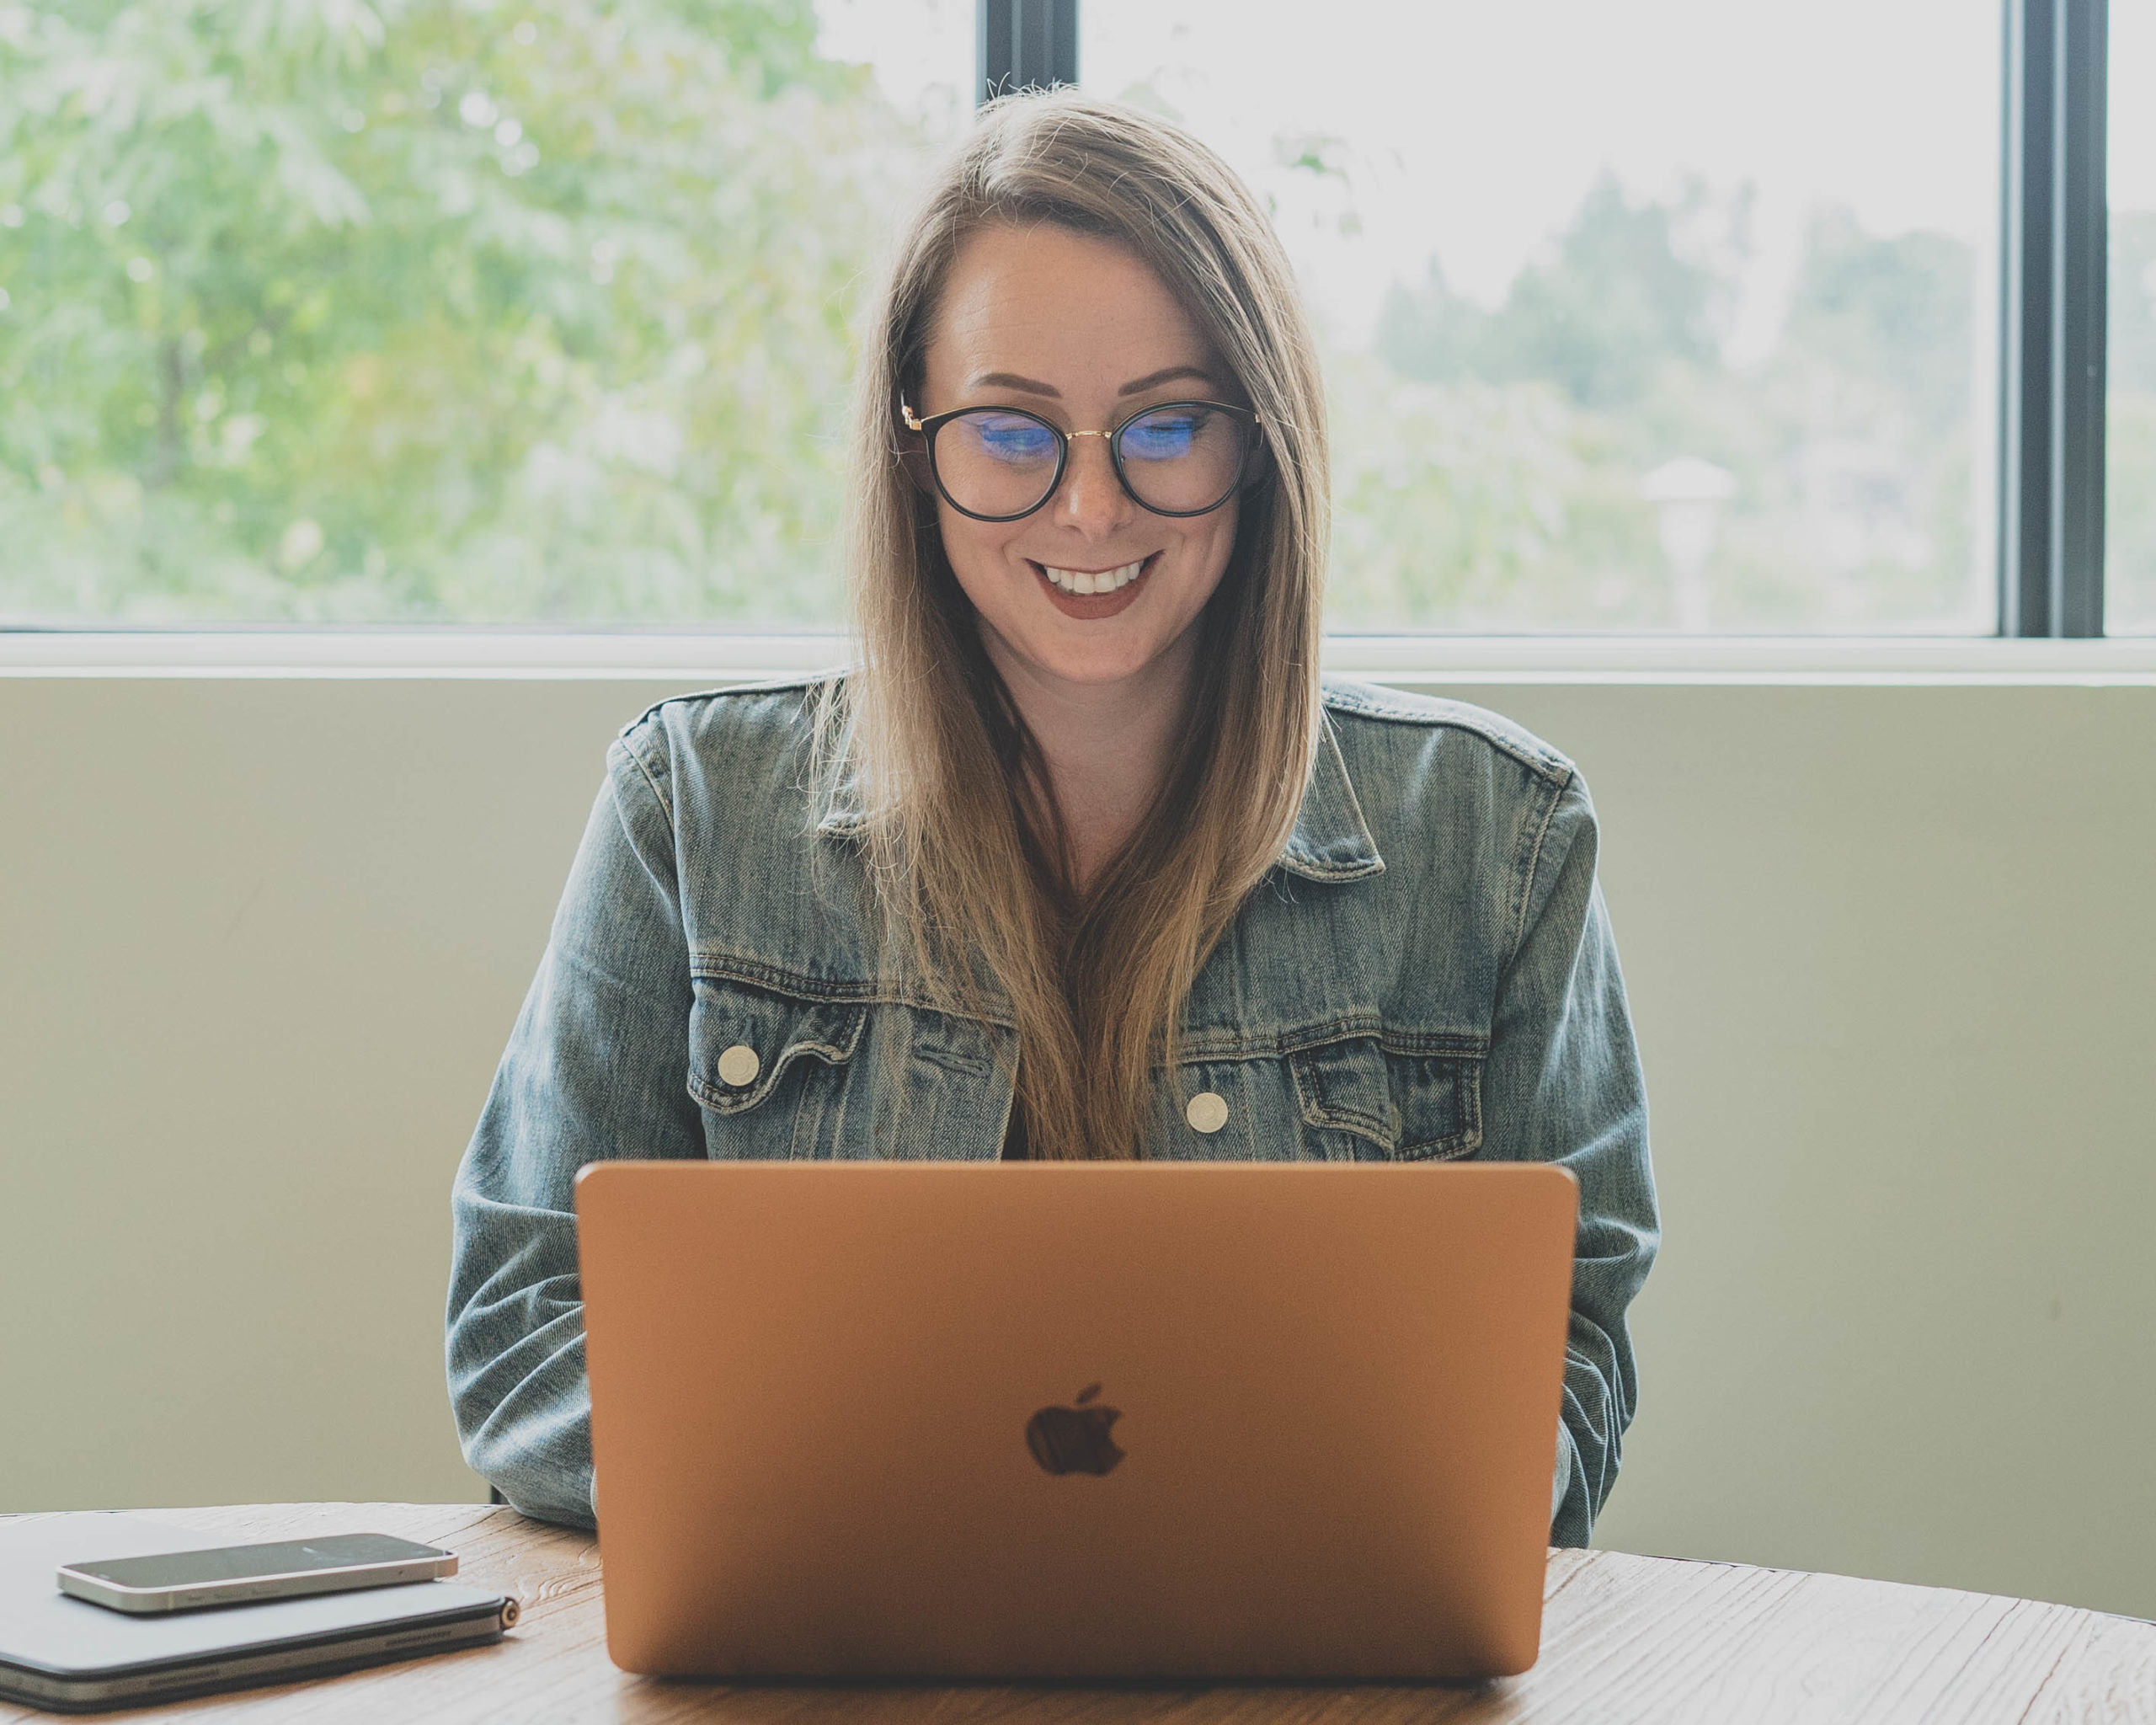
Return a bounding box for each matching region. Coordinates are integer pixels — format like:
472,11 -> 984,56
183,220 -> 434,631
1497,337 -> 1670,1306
898,397 -> 1266,522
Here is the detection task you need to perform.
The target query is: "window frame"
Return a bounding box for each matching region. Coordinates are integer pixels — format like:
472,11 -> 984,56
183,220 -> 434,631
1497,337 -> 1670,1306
5,628 -> 2154,684
2000,0 -> 2110,636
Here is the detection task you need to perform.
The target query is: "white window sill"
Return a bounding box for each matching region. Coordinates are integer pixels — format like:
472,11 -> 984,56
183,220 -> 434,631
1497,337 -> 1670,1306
3,630 -> 2156,686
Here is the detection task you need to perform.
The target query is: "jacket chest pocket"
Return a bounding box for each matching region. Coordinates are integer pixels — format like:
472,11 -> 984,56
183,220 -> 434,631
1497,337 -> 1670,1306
688,972 -> 867,1160
1286,1033 -> 1485,1162
1155,1032 -> 1485,1162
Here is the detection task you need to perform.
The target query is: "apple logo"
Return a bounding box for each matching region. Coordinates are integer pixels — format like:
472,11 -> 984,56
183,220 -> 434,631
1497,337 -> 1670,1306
1024,1383 -> 1125,1476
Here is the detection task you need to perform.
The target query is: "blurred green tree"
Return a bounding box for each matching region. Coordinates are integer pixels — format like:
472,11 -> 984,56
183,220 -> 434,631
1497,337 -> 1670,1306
0,0 -> 922,622
1377,174 -> 1727,410
1349,176 -> 1981,632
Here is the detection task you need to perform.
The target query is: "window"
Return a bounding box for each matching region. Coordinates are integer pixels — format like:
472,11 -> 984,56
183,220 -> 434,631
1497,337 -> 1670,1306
1088,0 -> 1999,634
0,1 -> 2130,638
0,0 -> 953,626
2111,0 -> 2155,631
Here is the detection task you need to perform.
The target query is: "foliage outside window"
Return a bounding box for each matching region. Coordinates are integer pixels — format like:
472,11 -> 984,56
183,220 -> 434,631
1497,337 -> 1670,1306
0,0 -> 919,624
1081,0 -> 2000,635
1327,185 -> 1981,631
1,0 -> 2133,634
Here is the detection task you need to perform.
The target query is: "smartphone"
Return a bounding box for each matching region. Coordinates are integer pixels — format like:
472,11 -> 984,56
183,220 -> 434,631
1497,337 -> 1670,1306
56,1533 -> 457,1614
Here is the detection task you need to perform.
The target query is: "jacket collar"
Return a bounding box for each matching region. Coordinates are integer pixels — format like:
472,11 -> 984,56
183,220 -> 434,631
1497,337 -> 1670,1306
818,717 -> 1384,884
1277,718 -> 1385,883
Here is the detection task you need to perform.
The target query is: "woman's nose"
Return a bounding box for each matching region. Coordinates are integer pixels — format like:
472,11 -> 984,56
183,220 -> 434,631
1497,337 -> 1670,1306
1054,433 -> 1134,536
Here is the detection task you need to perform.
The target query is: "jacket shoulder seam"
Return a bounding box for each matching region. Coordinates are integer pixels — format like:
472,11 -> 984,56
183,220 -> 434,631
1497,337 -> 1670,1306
609,728 -> 677,829
616,669 -> 846,740
1320,680 -> 1572,786
1510,768 -> 1583,966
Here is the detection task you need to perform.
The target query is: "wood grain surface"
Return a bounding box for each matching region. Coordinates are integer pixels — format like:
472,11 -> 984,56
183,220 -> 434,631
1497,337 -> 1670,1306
3,1503 -> 2149,1722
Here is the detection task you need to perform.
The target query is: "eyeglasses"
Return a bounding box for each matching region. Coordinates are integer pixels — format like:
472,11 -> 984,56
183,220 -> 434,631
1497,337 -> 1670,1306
899,398 -> 1263,522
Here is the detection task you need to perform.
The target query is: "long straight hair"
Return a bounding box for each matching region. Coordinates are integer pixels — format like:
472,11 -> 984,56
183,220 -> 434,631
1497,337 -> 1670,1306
822,91 -> 1330,1160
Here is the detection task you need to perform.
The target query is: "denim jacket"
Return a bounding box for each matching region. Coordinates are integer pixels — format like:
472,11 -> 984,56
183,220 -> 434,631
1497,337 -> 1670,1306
446,675 -> 1659,1547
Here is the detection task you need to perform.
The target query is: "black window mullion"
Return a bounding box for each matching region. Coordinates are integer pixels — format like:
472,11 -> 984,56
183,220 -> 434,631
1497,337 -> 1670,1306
2001,0 -> 2109,637
977,0 -> 1080,105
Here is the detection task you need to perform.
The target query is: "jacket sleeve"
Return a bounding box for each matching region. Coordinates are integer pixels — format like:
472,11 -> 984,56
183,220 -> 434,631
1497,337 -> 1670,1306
445,725 -> 703,1528
1478,769 -> 1660,1548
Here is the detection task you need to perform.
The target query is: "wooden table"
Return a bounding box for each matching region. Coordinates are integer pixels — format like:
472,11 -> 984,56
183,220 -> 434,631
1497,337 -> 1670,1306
3,1503 -> 2150,1722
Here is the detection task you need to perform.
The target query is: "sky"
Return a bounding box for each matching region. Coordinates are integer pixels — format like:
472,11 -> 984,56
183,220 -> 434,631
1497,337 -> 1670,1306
817,1 -> 2148,355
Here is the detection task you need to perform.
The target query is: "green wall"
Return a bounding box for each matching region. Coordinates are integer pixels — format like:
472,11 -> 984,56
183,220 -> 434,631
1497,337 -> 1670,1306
2,676 -> 2149,1616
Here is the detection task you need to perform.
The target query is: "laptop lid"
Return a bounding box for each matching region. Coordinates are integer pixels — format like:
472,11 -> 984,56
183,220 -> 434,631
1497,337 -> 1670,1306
578,1161 -> 1576,1682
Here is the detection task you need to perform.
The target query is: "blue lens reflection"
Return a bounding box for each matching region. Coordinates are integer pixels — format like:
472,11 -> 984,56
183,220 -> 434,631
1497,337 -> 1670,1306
1121,409 -> 1207,462
963,412 -> 1058,467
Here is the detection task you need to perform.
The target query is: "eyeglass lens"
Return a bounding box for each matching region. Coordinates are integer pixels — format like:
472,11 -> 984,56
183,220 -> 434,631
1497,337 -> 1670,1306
934,405 -> 1246,519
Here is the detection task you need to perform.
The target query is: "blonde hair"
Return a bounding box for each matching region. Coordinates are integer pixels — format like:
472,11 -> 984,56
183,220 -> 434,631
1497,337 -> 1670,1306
824,91 -> 1329,1160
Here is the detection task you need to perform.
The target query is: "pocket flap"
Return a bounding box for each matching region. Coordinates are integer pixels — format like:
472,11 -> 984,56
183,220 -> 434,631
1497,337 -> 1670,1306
1289,1034 -> 1485,1162
1289,1036 -> 1397,1150
688,973 -> 867,1115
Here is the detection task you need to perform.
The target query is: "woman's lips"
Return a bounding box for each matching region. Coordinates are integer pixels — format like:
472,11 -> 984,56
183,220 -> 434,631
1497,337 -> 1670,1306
1028,553 -> 1155,619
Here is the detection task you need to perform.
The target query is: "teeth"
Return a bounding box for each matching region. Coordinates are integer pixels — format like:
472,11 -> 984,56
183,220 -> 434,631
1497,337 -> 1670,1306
1042,559 -> 1145,595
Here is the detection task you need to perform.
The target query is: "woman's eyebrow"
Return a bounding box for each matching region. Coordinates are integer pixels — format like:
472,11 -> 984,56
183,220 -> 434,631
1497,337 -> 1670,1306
1117,365 -> 1218,397
961,364 -> 1220,399
966,371 -> 1060,397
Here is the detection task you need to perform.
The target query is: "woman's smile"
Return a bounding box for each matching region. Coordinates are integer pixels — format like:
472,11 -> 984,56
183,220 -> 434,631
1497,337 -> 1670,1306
1027,552 -> 1157,617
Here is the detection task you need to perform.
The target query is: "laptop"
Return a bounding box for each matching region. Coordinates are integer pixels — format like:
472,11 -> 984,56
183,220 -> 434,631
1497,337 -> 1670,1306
576,1160 -> 1577,1682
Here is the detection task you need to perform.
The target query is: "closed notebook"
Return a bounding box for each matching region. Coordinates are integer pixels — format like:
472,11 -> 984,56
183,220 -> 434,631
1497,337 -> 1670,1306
0,1514 -> 513,1714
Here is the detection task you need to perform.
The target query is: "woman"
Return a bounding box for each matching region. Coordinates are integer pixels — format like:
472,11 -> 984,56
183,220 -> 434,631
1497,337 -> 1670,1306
447,93 -> 1658,1547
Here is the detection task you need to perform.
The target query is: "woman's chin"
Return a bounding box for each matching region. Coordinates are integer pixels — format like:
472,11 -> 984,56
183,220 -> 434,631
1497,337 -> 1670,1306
983,610 -> 1186,692
959,546 -> 1225,692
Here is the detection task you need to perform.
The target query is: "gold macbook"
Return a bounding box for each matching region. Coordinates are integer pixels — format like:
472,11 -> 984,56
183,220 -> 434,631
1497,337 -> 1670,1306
576,1161 -> 1577,1682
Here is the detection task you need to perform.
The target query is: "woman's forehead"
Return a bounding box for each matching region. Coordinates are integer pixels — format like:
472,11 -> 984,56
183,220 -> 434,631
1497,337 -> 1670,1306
926,223 -> 1219,396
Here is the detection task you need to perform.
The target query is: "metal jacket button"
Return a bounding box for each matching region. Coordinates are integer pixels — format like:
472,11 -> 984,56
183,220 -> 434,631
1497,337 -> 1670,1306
716,1044 -> 760,1088
1186,1092 -> 1229,1134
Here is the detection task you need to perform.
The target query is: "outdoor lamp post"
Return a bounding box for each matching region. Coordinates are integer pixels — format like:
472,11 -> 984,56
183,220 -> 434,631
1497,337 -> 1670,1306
1641,455 -> 1737,633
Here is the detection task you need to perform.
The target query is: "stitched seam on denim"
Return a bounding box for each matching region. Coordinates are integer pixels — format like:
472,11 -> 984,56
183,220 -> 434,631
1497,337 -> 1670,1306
691,963 -> 1490,1058
1508,768 -> 1573,969
1177,1017 -> 1489,1060
691,952 -> 1019,1028
909,1042 -> 995,1077
1397,1136 -> 1478,1162
622,672 -> 842,740
1320,717 -> 1385,872
1321,685 -> 1572,785
1398,1065 -> 1482,1159
688,1029 -> 862,1114
1288,1049 -> 1391,1145
612,730 -> 676,829
1278,856 -> 1384,882
1279,715 -> 1386,883
1322,682 -> 1572,781
1282,1039 -> 1484,1156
